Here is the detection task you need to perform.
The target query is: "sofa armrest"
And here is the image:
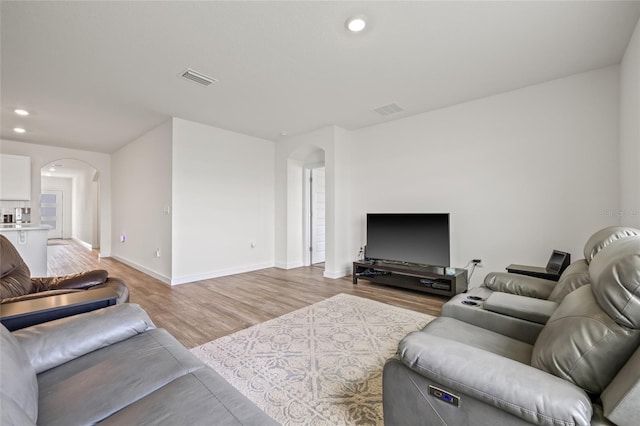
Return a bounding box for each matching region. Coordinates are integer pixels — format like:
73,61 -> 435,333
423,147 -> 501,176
54,269 -> 109,289
12,303 -> 155,373
31,269 -> 108,292
484,292 -> 558,324
484,272 -> 556,299
0,288 -> 117,331
398,332 -> 592,425
92,277 -> 129,303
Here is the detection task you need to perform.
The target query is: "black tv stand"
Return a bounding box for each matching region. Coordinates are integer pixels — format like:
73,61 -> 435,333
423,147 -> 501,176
352,260 -> 468,297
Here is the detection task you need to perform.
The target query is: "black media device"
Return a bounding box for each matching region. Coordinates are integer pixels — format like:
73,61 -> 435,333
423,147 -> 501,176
365,213 -> 450,267
546,250 -> 571,274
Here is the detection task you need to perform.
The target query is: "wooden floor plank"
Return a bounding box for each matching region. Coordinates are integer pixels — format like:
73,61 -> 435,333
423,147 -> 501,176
47,240 -> 447,348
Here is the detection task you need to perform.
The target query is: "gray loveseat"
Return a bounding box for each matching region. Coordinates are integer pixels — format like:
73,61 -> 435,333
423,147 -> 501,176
0,303 -> 277,425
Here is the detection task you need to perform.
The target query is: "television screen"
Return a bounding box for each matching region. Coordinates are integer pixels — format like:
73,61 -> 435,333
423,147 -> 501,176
366,213 -> 450,267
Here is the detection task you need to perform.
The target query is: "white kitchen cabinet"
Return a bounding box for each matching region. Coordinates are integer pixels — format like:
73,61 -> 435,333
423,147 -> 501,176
1,154 -> 31,200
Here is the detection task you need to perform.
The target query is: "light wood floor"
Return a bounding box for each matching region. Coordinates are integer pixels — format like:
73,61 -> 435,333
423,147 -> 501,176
47,240 -> 447,348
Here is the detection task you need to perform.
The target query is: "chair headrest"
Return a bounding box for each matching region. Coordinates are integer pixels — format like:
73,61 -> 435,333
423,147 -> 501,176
0,234 -> 33,299
0,234 -> 23,278
590,236 -> 640,329
583,226 -> 640,264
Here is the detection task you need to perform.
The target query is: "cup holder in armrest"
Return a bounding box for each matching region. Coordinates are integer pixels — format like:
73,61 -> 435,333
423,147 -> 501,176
461,300 -> 479,306
466,296 -> 484,301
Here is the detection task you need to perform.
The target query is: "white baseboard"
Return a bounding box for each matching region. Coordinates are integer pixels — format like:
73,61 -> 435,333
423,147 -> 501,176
274,261 -> 304,270
72,237 -> 93,250
109,255 -> 171,285
170,261 -> 275,285
323,269 -> 347,279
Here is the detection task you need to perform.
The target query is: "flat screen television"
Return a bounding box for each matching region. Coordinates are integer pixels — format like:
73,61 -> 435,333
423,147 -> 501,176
365,213 -> 450,267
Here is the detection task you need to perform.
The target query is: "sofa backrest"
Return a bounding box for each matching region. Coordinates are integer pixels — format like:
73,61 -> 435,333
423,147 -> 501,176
547,259 -> 589,303
547,226 -> 640,303
0,325 -> 38,424
531,236 -> 640,395
0,234 -> 33,298
583,226 -> 640,264
590,235 -> 640,329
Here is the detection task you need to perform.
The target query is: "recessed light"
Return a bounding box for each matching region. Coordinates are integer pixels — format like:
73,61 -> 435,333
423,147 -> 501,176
346,16 -> 367,32
13,127 -> 26,133
14,109 -> 29,116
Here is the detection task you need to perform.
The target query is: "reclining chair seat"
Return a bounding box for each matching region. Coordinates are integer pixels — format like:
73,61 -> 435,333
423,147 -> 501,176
0,234 -> 128,304
384,235 -> 640,426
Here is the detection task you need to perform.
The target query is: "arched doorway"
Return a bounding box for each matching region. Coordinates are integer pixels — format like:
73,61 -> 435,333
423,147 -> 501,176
40,159 -> 100,248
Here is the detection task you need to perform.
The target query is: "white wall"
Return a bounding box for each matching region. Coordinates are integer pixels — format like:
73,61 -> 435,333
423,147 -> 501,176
0,139 -> 113,256
171,118 -> 275,284
347,66 -> 621,285
72,167 -> 97,247
41,176 -> 72,239
620,17 -> 640,228
111,120 -> 173,282
286,158 -> 304,268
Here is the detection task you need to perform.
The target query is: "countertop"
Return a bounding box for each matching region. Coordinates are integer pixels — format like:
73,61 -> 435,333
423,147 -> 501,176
0,224 -> 52,231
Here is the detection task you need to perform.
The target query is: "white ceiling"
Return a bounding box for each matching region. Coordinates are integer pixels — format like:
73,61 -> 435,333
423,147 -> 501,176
2,1 -> 640,154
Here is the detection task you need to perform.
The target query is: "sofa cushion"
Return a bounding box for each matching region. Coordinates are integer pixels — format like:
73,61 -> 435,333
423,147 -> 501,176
36,328 -> 205,425
98,368 -> 278,425
589,236 -> 640,329
417,316 -> 533,364
531,285 -> 640,394
0,326 -> 38,423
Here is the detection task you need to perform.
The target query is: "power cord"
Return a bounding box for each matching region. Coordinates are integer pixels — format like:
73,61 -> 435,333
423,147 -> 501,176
462,259 -> 482,283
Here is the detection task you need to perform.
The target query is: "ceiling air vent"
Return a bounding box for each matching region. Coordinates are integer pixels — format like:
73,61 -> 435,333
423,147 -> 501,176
373,103 -> 404,116
179,68 -> 217,87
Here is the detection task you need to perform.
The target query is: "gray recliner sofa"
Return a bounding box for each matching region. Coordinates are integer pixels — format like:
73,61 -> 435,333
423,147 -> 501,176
0,303 -> 277,425
442,226 -> 640,343
383,235 -> 640,426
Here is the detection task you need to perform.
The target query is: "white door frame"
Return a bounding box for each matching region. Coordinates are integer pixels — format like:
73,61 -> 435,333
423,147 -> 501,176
303,165 -> 326,266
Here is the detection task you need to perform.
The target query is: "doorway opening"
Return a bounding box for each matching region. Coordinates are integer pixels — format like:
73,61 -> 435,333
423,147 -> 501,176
40,159 -> 100,249
304,166 -> 326,267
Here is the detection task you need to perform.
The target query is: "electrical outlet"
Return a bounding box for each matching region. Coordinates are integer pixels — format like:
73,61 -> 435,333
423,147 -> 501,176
120,234 -> 126,243
155,249 -> 161,258
250,241 -> 256,248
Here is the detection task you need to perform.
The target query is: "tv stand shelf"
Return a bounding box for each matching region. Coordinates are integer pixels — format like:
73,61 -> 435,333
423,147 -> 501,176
353,260 -> 468,297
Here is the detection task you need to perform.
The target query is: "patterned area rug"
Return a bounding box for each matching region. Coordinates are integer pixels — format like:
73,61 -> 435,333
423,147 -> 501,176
191,293 -> 434,425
